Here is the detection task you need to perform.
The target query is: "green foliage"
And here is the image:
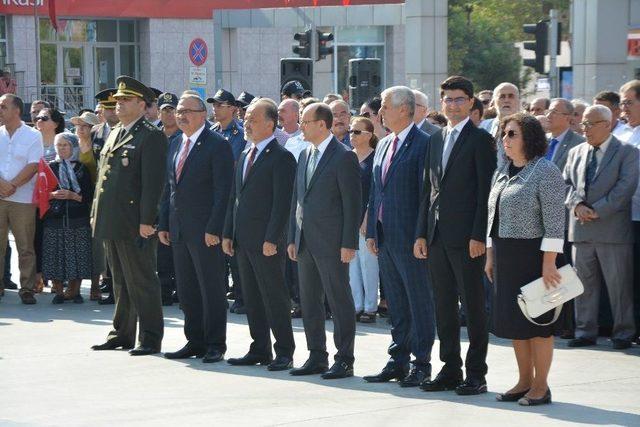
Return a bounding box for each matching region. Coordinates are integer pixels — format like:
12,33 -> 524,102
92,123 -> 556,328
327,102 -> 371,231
448,0 -> 570,91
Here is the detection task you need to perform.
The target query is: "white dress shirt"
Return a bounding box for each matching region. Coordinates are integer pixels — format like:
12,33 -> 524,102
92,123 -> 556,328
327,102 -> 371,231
616,125 -> 640,221
310,133 -> 334,164
0,122 -> 44,204
174,124 -> 205,168
284,133 -> 311,162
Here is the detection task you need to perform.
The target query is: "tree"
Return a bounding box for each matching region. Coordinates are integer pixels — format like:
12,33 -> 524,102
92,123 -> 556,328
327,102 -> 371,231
448,0 -> 570,91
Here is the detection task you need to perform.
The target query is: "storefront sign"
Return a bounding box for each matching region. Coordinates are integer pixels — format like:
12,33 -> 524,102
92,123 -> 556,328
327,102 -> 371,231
628,29 -> 640,59
189,38 -> 208,67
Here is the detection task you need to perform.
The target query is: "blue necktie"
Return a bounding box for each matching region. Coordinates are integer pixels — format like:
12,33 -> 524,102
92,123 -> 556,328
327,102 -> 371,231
546,138 -> 559,161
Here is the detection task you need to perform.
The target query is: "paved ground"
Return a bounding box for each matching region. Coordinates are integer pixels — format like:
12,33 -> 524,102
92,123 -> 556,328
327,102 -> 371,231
1,282 -> 639,427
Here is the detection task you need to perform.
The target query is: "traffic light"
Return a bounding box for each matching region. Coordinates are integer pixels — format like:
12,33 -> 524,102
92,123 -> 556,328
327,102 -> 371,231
293,29 -> 312,58
523,21 -> 548,74
317,31 -> 334,61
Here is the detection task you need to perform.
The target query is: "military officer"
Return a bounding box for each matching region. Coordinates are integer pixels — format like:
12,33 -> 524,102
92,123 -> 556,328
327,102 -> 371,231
91,76 -> 168,356
235,91 -> 255,123
207,89 -> 248,314
158,92 -> 181,306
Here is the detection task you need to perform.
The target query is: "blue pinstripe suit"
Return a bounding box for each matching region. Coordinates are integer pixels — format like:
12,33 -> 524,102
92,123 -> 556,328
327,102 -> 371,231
366,123 -> 436,369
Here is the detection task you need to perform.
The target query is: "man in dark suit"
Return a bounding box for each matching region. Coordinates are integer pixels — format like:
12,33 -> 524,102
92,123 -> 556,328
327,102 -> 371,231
222,99 -> 297,371
90,76 -> 168,355
413,89 -> 440,136
363,86 -> 435,387
415,76 -> 496,395
158,93 -> 234,363
287,103 -> 361,379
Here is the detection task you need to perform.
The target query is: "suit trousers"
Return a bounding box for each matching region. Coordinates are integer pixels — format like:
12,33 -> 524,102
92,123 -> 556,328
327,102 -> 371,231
573,242 -> 635,341
104,238 -> 164,349
428,231 -> 488,379
172,240 -> 227,352
297,238 -> 356,363
377,223 -> 435,369
634,221 -> 640,339
235,244 -> 295,358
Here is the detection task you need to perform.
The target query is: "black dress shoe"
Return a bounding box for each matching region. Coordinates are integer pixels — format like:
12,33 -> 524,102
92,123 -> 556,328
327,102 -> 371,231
568,337 -> 597,348
321,360 -> 353,379
496,388 -> 530,402
52,294 -> 65,304
202,349 -> 225,363
363,364 -> 409,383
455,377 -> 487,395
3,279 -> 18,290
164,343 -> 206,359
98,293 -> 114,305
230,300 -> 246,314
420,372 -> 463,392
612,339 -> 632,350
399,366 -> 430,388
268,356 -> 293,371
290,357 -> 329,376
99,278 -> 112,293
518,389 -> 552,406
227,353 -> 273,366
129,346 -> 159,356
291,307 -> 302,318
91,341 -> 133,351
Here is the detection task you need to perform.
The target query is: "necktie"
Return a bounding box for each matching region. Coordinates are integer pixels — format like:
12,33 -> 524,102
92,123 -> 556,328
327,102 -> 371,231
381,136 -> 399,184
585,146 -> 599,194
441,128 -> 458,170
546,138 -> 559,161
244,146 -> 257,182
306,147 -> 319,188
175,138 -> 191,181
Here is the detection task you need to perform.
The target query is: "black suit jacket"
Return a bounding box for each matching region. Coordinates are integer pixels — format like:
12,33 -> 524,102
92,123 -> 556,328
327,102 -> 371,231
223,138 -> 297,251
159,127 -> 234,243
416,119 -> 496,247
288,137 -> 361,256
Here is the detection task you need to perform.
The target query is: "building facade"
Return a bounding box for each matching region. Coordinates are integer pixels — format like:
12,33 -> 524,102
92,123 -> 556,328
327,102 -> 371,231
1,0 -> 446,114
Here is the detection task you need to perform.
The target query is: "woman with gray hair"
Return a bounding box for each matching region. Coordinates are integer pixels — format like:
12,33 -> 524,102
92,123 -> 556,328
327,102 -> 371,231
42,132 -> 94,304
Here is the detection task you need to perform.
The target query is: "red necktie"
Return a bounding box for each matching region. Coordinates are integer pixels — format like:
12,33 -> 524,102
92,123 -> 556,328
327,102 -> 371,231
244,146 -> 257,182
175,138 -> 191,181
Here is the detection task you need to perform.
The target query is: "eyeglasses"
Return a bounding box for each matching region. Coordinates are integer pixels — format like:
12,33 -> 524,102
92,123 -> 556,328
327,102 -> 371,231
348,129 -> 371,135
580,120 -> 607,129
620,100 -> 637,108
442,97 -> 469,106
501,130 -> 519,139
35,116 -> 50,122
175,109 -> 205,116
300,119 -> 321,126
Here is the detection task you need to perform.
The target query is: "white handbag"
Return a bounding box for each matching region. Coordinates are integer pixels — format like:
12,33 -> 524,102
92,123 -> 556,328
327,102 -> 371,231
517,264 -> 584,326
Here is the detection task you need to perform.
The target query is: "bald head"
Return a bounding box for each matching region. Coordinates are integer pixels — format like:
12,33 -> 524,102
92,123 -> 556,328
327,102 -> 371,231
278,98 -> 299,132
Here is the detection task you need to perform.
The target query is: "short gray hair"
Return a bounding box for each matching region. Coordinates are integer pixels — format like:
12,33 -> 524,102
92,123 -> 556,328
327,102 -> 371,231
179,94 -> 207,111
585,104 -> 612,122
381,86 -> 416,117
550,98 -> 574,115
493,82 -> 520,99
252,98 -> 279,131
412,90 -> 429,108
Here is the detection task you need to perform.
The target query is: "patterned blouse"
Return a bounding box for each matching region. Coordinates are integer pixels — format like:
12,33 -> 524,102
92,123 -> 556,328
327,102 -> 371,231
486,157 -> 566,252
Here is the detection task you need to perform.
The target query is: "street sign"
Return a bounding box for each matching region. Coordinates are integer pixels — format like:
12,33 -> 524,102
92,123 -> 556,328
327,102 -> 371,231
188,38 -> 208,66
189,66 -> 207,85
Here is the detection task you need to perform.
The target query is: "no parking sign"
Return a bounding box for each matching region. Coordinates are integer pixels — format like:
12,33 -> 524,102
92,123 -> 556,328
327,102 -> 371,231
189,38 -> 208,66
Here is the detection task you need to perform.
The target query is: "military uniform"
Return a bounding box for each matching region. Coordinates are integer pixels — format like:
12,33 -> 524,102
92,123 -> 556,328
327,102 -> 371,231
92,76 -> 168,352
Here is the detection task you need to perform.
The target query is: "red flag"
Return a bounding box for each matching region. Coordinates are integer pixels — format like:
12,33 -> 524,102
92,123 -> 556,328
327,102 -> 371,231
32,159 -> 59,219
49,0 -> 58,32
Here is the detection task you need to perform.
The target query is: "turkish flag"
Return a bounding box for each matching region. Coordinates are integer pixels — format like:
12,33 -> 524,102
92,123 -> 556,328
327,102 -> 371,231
49,0 -> 59,32
32,158 -> 59,219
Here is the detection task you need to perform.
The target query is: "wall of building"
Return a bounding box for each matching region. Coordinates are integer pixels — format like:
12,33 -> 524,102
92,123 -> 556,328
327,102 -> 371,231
141,18 -> 216,97
7,15 -> 38,102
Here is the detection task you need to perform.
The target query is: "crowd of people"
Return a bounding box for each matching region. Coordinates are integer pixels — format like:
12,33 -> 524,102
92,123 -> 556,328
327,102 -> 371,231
0,71 -> 639,407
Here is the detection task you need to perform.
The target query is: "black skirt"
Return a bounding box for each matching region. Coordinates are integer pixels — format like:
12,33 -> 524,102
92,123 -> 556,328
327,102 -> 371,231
491,237 -> 565,340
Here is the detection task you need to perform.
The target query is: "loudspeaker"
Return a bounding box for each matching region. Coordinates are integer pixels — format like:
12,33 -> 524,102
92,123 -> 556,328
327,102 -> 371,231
348,58 -> 382,110
280,58 -> 313,94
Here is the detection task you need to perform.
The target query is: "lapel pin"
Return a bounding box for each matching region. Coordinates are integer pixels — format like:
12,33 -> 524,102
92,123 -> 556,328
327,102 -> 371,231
266,149 -> 270,153
197,142 -> 201,146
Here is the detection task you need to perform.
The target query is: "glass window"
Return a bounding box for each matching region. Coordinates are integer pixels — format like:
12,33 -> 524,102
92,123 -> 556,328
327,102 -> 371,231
0,16 -> 6,39
119,21 -> 136,42
335,26 -> 384,44
120,45 -> 137,77
336,45 -> 384,101
39,18 -> 57,42
96,20 -> 117,42
63,47 -> 84,86
40,44 -> 57,85
59,20 -> 89,42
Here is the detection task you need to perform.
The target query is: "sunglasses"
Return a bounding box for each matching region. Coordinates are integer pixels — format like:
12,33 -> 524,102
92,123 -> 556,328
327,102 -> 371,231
35,116 -> 50,122
501,130 -> 518,139
348,129 -> 370,135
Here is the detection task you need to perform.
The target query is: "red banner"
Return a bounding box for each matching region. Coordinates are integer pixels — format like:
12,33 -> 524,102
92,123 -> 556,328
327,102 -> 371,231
1,0 -> 402,19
